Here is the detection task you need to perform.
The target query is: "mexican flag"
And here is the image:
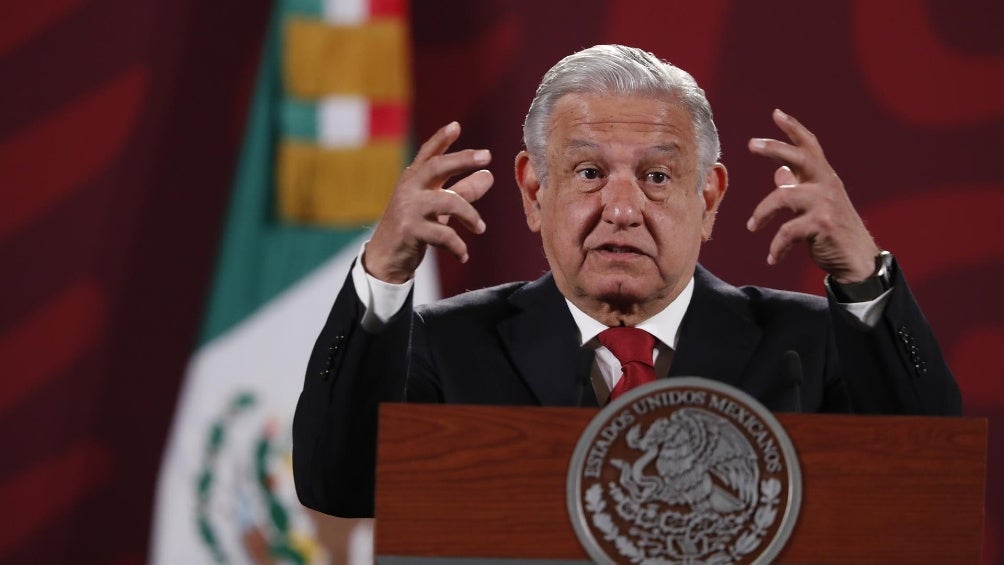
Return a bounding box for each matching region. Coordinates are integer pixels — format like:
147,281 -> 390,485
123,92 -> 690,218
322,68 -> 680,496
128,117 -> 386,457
150,1 -> 435,562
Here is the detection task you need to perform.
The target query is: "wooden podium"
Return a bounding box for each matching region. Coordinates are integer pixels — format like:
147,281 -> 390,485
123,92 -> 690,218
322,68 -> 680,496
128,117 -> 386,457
375,404 -> 986,564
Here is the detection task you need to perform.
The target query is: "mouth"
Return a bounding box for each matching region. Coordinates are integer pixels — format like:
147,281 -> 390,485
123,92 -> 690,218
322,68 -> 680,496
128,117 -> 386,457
595,244 -> 646,256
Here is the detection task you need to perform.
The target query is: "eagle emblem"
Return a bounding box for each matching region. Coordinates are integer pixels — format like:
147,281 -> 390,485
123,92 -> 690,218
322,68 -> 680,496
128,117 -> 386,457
606,409 -> 761,560
568,378 -> 800,565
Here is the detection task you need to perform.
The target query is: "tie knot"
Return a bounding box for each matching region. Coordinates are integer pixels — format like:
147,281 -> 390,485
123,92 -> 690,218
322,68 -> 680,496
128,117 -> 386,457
598,327 -> 655,368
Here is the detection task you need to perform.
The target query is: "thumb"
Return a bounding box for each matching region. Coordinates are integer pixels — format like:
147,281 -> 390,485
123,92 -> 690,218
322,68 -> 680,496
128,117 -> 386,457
774,165 -> 798,187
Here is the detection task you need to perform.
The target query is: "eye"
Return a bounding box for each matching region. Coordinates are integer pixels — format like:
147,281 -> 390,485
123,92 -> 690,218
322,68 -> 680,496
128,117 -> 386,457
646,171 -> 670,184
577,167 -> 602,180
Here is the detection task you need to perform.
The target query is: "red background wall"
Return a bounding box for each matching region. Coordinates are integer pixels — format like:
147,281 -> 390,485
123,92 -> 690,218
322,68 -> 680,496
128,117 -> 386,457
1,1 -> 1001,562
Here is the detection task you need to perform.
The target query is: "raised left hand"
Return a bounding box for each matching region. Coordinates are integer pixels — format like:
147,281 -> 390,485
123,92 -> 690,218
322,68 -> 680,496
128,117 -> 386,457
746,109 -> 880,283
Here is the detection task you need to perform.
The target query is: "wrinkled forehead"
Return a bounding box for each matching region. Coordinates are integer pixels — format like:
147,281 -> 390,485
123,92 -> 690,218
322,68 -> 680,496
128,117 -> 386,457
545,92 -> 698,150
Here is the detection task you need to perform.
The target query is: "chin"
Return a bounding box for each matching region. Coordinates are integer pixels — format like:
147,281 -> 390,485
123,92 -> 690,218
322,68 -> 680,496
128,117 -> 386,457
586,278 -> 654,306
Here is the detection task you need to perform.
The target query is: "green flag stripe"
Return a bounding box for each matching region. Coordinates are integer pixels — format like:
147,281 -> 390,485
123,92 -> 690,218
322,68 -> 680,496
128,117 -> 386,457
198,5 -> 368,345
280,98 -> 319,141
282,0 -> 323,18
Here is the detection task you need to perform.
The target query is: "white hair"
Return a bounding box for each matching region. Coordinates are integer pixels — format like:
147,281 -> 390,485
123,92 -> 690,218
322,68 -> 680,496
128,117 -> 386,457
522,44 -> 721,186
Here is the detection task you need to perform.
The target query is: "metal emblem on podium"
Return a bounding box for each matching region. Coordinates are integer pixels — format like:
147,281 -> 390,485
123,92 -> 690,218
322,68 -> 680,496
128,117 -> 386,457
567,378 -> 802,565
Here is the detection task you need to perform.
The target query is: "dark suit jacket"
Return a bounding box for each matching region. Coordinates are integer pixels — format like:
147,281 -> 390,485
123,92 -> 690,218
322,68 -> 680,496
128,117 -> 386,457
293,261 -> 961,517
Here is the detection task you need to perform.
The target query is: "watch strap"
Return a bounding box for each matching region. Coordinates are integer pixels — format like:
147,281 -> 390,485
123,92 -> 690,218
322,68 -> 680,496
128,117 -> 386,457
829,250 -> 894,303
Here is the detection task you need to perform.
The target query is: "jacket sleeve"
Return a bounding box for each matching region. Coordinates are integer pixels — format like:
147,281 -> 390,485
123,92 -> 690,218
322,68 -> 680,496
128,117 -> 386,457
292,264 -> 413,517
828,258 -> 962,416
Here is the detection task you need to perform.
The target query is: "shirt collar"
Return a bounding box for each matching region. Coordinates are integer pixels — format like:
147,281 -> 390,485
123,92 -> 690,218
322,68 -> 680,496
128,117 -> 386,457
564,276 -> 695,349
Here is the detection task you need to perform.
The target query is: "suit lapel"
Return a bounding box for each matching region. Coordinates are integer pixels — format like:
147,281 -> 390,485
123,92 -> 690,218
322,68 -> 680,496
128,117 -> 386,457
497,274 -> 596,406
669,265 -> 762,388
495,266 -> 760,404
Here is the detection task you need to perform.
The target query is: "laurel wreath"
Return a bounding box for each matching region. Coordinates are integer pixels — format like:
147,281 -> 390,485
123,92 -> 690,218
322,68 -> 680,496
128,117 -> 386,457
195,391 -> 309,564
584,477 -> 783,564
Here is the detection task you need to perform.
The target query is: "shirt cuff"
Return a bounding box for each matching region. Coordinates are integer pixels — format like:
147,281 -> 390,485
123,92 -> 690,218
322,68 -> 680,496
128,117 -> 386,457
350,242 -> 414,332
830,287 -> 893,328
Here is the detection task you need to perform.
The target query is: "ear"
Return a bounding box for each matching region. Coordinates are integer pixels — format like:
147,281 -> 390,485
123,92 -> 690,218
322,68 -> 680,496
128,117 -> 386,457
515,151 -> 543,233
700,163 -> 728,241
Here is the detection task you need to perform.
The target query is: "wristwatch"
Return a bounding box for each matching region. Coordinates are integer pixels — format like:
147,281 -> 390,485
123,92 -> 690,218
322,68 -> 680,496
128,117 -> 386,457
829,250 -> 894,302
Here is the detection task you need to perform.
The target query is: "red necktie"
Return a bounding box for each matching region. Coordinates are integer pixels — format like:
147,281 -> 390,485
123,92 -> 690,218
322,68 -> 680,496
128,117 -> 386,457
598,327 -> 656,401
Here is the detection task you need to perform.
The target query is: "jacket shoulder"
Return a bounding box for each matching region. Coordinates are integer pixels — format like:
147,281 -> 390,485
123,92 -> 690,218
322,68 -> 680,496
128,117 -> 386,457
695,265 -> 828,323
738,284 -> 828,314
416,280 -> 529,322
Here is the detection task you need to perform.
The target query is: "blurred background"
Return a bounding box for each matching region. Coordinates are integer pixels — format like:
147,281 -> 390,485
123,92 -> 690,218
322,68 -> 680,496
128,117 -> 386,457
2,0 -> 1002,563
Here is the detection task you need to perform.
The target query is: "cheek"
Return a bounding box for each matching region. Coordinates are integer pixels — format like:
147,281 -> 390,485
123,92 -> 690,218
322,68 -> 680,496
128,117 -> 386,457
651,201 -> 705,246
540,200 -> 596,265
548,193 -> 594,232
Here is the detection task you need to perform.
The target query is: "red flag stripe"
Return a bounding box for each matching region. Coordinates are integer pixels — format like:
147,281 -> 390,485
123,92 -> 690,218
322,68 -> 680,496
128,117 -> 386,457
369,102 -> 408,140
369,0 -> 407,18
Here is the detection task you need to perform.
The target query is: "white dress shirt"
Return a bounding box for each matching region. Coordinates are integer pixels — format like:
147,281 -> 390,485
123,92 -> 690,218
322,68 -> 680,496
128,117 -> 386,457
564,279 -> 692,394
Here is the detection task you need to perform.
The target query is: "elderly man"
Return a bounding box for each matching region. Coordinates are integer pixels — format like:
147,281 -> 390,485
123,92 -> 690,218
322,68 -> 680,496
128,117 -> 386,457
293,45 -> 961,518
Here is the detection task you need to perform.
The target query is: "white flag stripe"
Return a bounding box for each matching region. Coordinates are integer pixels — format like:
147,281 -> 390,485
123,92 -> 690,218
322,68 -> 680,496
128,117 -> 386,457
151,229 -> 440,563
348,520 -> 375,565
322,0 -> 369,25
318,96 -> 369,148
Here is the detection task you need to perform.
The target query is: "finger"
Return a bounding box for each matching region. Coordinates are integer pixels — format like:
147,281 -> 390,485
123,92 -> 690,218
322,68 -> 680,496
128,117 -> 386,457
746,185 -> 818,232
771,109 -> 822,153
426,189 -> 487,234
748,137 -> 807,172
413,121 -> 462,164
445,169 -> 494,203
774,165 -> 797,187
414,221 -> 471,263
766,215 -> 818,266
414,149 -> 492,188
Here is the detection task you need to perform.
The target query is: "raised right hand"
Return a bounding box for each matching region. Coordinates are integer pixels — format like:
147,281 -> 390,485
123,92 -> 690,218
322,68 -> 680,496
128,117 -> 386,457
363,121 -> 494,284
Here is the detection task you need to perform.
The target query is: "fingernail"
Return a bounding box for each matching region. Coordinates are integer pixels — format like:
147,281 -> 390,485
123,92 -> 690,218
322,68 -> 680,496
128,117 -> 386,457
746,217 -> 755,231
774,108 -> 788,120
766,254 -> 775,265
445,121 -> 460,135
460,253 -> 469,263
750,139 -> 766,150
477,219 -> 486,233
473,150 -> 491,164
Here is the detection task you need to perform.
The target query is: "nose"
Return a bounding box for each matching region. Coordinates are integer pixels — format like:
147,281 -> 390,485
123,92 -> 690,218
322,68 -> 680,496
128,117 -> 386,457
601,174 -> 644,228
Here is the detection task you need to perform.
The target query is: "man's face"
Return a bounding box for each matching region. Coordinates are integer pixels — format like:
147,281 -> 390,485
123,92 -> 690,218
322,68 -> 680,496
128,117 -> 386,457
516,93 -> 727,324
